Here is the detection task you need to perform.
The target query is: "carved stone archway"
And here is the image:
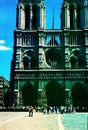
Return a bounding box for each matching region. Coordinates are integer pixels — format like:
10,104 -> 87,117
22,82 -> 37,106
44,80 -> 65,106
72,82 -> 88,106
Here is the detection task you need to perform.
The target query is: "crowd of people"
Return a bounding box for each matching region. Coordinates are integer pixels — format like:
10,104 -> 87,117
0,105 -> 87,113
35,106 -> 76,114
27,106 -> 77,117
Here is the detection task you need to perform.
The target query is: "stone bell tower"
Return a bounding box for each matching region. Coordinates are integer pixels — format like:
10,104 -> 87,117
10,0 -> 46,106
60,0 -> 88,107
17,0 -> 46,30
61,0 -> 87,69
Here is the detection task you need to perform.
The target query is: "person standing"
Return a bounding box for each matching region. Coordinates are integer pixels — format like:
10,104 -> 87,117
28,107 -> 31,117
47,106 -> 50,114
30,106 -> 34,117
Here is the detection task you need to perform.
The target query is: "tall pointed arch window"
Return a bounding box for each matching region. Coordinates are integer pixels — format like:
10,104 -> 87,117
23,57 -> 30,69
70,5 -> 74,29
25,5 -> 30,29
32,5 -> 40,29
77,4 -> 81,29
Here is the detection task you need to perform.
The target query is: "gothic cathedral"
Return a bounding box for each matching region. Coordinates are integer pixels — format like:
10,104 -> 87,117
10,0 -> 88,107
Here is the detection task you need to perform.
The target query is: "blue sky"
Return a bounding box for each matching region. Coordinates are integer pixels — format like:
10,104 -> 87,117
0,0 -> 63,81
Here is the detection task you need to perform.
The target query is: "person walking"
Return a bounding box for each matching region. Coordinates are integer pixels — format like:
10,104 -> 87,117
47,106 -> 50,114
30,106 -> 34,117
28,107 -> 31,117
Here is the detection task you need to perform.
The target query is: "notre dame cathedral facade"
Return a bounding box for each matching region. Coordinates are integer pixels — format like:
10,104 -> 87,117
10,0 -> 88,107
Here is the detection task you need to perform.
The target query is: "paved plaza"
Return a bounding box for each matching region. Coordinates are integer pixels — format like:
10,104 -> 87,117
0,112 -> 64,130
0,112 -> 87,130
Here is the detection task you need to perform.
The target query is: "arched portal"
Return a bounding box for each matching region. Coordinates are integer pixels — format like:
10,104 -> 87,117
45,81 -> 65,106
72,83 -> 88,106
22,82 -> 37,106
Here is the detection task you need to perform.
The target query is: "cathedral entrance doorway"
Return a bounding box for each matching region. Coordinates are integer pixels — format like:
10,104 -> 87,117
22,82 -> 36,106
45,81 -> 65,106
72,83 -> 88,107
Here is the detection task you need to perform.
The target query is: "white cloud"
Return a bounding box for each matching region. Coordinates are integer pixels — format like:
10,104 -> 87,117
0,45 -> 11,51
0,39 -> 12,51
0,39 -> 5,44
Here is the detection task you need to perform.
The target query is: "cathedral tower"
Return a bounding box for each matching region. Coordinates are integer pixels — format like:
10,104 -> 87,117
10,0 -> 46,106
17,0 -> 46,30
60,0 -> 88,107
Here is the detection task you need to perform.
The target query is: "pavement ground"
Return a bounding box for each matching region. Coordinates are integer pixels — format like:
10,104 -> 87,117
0,112 -> 64,130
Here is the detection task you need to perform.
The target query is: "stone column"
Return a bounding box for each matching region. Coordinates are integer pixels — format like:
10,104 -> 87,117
39,4 -> 46,29
67,5 -> 70,29
20,4 -> 25,29
16,5 -> 20,29
73,4 -> 77,29
84,3 -> 88,28
40,6 -> 43,28
29,4 -> 33,29
17,79 -> 20,106
43,6 -> 46,29
64,4 -> 68,28
64,4 -> 67,28
16,5 -> 25,29
64,4 -> 70,29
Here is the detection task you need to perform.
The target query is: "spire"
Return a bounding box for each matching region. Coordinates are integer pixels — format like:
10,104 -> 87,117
52,9 -> 55,29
